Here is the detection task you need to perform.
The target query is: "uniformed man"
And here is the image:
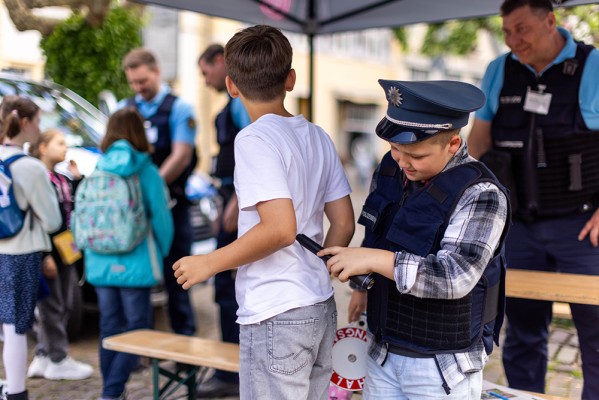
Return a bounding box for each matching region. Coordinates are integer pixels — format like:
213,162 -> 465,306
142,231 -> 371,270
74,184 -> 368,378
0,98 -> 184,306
121,48 -> 198,337
468,1 -> 599,397
195,44 -> 251,398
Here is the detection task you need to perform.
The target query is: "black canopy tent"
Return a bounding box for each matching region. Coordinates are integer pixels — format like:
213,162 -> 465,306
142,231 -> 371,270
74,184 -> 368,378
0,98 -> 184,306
132,0 -> 597,120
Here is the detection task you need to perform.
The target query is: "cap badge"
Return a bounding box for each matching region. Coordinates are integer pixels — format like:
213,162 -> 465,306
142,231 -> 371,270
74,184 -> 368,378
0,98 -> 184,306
387,86 -> 403,107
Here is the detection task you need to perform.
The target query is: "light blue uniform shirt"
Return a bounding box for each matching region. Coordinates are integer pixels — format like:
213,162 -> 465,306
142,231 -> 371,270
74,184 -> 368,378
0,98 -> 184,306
476,27 -> 599,130
230,96 -> 251,129
117,84 -> 197,145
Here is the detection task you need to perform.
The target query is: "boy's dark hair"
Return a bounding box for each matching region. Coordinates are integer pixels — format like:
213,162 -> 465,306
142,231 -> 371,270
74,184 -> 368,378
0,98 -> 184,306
199,44 -> 224,65
500,0 -> 553,16
225,25 -> 292,102
123,48 -> 158,71
101,107 -> 151,153
1,97 -> 40,140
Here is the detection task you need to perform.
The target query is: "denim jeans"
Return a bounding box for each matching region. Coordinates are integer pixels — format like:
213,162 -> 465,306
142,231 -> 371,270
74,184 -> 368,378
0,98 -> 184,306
363,353 -> 482,399
96,286 -> 151,399
239,295 -> 337,400
162,202 -> 196,336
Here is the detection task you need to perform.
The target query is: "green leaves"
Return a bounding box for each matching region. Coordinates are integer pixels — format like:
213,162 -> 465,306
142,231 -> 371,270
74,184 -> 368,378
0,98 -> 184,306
41,6 -> 143,107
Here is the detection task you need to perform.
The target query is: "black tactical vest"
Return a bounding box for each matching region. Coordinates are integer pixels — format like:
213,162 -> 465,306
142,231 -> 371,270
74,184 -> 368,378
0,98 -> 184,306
359,152 -> 510,355
127,94 -> 198,202
489,42 -> 599,218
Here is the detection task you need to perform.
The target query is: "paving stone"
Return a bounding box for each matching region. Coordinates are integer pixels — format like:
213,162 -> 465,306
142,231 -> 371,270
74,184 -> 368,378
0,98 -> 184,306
549,329 -> 571,344
556,345 -> 579,365
548,342 -> 560,359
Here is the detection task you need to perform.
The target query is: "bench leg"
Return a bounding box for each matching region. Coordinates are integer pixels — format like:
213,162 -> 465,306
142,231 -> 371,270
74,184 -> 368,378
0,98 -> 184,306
152,359 -> 160,400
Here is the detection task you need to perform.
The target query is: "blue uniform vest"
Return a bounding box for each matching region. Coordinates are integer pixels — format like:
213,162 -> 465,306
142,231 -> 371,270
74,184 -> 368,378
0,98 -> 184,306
127,95 -> 197,202
212,98 -> 241,186
358,152 -> 510,355
490,42 -> 599,217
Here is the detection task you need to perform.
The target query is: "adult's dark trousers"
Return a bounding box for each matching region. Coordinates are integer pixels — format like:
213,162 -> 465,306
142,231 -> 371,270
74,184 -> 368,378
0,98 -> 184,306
162,201 -> 196,335
502,213 -> 599,399
212,220 -> 239,383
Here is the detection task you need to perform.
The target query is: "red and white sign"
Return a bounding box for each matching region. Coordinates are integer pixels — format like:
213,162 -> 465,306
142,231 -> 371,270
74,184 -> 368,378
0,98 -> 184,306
330,326 -> 369,391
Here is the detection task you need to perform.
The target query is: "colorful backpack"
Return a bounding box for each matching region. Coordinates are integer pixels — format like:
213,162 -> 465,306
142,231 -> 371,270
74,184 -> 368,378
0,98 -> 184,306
71,170 -> 149,254
0,154 -> 29,239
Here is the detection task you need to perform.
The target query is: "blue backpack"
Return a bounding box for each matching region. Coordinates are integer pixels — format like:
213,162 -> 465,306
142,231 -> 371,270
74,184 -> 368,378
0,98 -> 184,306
71,170 -> 149,254
0,154 -> 29,239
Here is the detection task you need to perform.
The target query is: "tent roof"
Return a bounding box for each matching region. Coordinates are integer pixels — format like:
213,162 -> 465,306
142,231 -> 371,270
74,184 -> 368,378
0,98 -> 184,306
133,0 -> 597,35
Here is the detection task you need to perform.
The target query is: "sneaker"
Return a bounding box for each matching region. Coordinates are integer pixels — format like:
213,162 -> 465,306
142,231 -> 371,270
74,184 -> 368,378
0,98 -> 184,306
27,355 -> 50,378
43,356 -> 93,380
196,375 -> 240,398
0,379 -> 7,400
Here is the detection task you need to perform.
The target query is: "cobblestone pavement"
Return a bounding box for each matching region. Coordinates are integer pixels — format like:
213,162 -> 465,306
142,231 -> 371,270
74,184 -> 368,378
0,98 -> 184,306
0,169 -> 583,399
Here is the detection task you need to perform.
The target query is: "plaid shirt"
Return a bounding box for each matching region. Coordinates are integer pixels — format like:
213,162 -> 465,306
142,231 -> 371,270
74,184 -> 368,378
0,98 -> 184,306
366,143 -> 509,391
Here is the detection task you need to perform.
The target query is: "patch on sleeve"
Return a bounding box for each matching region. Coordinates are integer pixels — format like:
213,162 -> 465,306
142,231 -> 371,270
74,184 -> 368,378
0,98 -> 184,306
187,117 -> 197,130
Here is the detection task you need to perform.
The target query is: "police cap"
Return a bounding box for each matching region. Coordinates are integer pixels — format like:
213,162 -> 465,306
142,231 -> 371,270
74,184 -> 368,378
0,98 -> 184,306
376,80 -> 485,144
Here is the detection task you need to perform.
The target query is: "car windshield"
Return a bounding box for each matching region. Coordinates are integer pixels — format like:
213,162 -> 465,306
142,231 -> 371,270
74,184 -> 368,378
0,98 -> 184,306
0,75 -> 106,148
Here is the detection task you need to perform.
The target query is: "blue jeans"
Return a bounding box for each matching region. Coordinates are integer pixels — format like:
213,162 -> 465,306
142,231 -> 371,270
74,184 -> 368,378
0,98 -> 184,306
363,353 -> 482,399
502,214 -> 599,399
239,296 -> 337,400
96,286 -> 151,399
213,224 -> 240,383
163,202 -> 196,335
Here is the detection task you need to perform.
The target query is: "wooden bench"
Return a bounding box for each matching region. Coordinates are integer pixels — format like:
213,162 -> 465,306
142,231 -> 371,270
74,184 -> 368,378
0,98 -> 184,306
506,269 -> 599,305
501,269 -> 599,399
102,329 -> 239,400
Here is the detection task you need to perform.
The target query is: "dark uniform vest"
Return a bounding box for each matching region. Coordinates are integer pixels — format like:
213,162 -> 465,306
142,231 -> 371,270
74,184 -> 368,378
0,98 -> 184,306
127,94 -> 198,202
358,152 -> 510,356
489,42 -> 599,218
212,98 -> 241,185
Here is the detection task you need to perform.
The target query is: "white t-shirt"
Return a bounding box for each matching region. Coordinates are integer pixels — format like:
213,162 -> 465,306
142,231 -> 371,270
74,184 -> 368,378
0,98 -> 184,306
233,114 -> 352,325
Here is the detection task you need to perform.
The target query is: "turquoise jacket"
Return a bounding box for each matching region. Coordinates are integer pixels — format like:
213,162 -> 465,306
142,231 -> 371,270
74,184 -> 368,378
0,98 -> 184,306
85,140 -> 174,288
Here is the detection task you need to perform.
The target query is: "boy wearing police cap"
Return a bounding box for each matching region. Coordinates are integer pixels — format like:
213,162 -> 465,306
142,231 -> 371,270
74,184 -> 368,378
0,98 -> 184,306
320,80 -> 510,398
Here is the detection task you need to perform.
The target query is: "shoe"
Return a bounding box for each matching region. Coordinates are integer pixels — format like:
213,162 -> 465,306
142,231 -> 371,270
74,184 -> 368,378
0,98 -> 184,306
43,356 -> 93,380
27,355 -> 50,378
97,390 -> 126,400
0,379 -> 7,400
196,375 -> 240,398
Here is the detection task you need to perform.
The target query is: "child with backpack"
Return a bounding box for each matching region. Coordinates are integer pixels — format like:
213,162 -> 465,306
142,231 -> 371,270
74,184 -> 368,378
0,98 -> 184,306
72,107 -> 174,400
0,97 -> 62,400
26,128 -> 93,381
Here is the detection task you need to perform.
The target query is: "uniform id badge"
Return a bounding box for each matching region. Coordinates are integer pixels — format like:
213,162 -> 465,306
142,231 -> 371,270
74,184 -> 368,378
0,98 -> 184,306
523,88 -> 552,115
357,205 -> 379,231
144,122 -> 159,144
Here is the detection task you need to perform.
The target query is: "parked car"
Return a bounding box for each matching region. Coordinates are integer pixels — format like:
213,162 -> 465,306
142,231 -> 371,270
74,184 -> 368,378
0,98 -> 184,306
0,72 -> 219,339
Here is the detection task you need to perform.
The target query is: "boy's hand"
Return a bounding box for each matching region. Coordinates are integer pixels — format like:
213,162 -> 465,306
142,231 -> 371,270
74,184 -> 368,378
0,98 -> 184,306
319,246 -> 395,282
348,290 -> 367,323
173,255 -> 215,290
578,208 -> 599,247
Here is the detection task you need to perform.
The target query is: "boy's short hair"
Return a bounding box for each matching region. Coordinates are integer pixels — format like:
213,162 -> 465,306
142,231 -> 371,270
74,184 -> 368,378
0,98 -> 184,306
426,129 -> 460,146
123,48 -> 158,71
225,25 -> 292,102
500,0 -> 553,16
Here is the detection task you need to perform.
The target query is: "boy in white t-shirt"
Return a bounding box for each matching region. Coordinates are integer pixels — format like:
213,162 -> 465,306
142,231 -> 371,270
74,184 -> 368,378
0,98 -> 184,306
174,25 -> 355,399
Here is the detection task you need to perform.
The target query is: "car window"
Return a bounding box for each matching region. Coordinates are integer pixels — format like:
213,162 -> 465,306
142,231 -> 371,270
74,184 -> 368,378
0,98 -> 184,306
0,76 -> 106,148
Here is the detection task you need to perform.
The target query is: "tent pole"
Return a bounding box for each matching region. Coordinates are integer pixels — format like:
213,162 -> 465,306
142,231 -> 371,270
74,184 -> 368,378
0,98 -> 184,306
308,33 -> 314,121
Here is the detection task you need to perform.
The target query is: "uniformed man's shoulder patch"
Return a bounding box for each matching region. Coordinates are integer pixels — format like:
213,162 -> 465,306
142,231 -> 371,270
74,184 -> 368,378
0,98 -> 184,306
187,117 -> 196,130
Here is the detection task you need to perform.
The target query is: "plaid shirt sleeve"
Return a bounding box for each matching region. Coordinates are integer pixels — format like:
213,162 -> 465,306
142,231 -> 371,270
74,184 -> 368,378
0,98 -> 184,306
394,179 -> 508,299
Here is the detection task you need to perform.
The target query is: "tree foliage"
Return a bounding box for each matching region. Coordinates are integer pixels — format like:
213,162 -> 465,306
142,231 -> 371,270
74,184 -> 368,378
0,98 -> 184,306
40,6 -> 143,106
394,5 -> 598,57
